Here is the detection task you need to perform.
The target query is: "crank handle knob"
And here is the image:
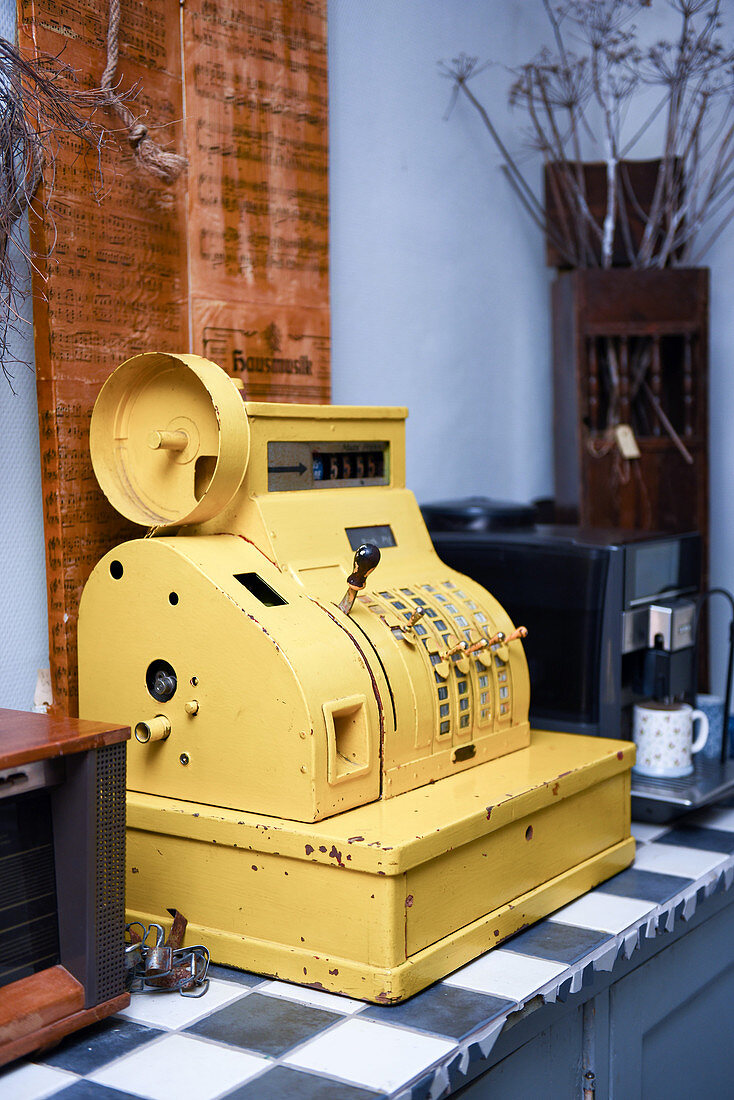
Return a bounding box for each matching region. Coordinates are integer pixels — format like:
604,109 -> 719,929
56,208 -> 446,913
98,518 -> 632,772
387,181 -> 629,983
338,543 -> 381,615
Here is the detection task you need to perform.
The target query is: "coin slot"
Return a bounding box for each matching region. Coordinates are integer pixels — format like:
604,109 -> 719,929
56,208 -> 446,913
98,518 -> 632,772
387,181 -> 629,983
234,573 -> 287,607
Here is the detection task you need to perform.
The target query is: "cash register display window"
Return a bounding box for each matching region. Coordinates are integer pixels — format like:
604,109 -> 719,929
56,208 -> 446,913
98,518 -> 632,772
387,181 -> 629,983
346,526 -> 396,551
313,449 -> 385,482
267,441 -> 389,491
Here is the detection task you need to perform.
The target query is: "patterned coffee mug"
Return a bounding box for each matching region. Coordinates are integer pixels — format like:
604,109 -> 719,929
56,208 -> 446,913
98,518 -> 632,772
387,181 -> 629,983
632,701 -> 709,778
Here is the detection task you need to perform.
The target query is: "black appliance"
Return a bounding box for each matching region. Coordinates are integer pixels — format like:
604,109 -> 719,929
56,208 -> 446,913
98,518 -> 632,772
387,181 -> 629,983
422,499 -> 700,739
422,499 -> 734,822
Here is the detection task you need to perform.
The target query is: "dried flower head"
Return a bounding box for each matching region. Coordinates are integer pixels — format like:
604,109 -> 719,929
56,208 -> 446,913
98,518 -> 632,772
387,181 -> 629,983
442,0 -> 734,268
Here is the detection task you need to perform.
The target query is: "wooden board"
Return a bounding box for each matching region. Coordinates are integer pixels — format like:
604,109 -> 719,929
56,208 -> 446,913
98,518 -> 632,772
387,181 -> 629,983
0,971 -> 128,1068
183,0 -> 330,401
0,707 -> 129,769
18,0 -> 330,714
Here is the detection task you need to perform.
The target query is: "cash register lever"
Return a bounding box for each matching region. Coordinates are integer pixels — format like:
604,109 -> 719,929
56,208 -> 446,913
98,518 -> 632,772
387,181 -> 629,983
338,543 -> 381,616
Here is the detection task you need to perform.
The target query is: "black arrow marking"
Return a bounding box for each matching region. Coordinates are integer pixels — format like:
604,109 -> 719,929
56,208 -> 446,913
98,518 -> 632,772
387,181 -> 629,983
268,463 -> 307,476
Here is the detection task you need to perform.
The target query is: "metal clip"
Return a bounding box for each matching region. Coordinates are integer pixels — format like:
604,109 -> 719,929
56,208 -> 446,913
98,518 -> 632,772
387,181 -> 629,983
125,919 -> 210,997
145,923 -> 173,977
125,941 -> 143,973
124,922 -> 146,973
178,947 -> 211,997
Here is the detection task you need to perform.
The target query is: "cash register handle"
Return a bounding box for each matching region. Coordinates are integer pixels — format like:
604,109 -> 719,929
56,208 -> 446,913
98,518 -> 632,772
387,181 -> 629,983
338,544 -> 381,616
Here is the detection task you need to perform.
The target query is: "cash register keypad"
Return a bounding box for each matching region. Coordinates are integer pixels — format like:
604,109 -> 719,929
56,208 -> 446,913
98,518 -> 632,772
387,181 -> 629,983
360,582 -> 514,740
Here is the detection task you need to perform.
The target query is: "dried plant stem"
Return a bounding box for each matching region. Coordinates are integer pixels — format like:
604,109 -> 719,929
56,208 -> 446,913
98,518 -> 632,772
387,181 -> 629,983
442,0 -> 734,272
0,37 -> 107,388
448,65 -> 578,264
642,382 -> 694,464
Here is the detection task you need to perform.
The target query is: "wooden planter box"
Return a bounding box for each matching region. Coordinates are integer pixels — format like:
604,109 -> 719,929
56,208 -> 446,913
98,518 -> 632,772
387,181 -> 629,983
552,268 -> 709,560
544,159 -> 683,269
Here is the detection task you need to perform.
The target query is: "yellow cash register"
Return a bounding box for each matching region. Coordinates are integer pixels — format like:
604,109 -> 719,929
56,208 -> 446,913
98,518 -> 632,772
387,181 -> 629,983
78,352 -> 634,1002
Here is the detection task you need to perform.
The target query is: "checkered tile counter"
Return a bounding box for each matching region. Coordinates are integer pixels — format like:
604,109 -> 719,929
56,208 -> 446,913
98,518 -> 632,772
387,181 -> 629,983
6,802 -> 734,1100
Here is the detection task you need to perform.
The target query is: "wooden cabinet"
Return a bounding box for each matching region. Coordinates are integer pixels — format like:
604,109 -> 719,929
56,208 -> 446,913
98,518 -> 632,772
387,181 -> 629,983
552,269 -> 709,564
0,710 -> 130,1067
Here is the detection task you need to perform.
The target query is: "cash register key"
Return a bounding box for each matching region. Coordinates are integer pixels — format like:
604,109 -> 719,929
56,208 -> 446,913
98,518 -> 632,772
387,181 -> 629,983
407,606 -> 426,630
338,543 -> 381,616
388,605 -> 425,646
488,627 -> 527,665
438,639 -> 471,675
381,610 -> 402,629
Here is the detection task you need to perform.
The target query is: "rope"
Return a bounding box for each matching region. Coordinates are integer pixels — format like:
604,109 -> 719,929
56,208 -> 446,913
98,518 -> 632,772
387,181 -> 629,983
101,0 -> 187,184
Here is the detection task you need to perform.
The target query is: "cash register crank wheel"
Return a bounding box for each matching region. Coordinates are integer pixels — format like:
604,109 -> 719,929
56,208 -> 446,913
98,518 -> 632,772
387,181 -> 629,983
90,352 -> 250,527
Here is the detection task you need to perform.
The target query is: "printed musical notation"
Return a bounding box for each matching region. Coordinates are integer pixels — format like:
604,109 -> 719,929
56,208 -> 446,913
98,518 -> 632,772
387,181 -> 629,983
189,3 -> 327,65
22,0 -> 330,713
20,0 -> 175,71
21,0 -> 188,712
185,0 -> 329,307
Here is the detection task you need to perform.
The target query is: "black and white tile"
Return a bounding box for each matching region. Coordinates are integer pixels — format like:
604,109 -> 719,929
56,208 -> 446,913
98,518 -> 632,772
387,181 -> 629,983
4,807 -> 734,1100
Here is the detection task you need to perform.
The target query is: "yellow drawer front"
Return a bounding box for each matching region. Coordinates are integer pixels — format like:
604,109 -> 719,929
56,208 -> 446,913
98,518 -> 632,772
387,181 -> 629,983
406,772 -> 630,955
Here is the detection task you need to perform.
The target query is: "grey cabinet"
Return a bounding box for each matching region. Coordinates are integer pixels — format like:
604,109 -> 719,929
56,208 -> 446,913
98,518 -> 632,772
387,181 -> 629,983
457,889 -> 734,1099
610,903 -> 734,1099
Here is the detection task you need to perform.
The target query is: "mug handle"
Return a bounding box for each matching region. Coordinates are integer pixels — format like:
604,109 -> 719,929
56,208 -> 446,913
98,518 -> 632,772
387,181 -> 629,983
691,710 -> 709,755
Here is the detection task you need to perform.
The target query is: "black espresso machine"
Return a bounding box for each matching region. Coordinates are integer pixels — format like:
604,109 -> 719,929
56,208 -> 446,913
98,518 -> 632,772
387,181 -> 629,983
422,498 -> 734,822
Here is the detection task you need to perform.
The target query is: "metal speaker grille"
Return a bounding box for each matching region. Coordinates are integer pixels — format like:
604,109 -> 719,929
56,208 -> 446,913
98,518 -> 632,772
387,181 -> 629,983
94,742 -> 126,1002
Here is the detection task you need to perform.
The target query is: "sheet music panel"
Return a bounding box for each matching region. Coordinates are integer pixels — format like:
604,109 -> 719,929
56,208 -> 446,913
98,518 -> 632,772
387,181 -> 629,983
19,0 -> 330,714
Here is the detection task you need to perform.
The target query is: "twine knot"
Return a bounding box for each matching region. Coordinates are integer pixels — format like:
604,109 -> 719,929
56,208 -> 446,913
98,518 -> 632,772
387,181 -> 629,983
101,0 -> 187,184
127,123 -> 148,149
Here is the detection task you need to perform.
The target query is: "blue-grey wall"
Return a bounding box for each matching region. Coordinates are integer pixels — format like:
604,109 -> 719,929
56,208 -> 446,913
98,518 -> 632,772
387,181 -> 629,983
328,0 -> 554,504
327,0 -> 734,700
0,2 -> 48,710
2,0 -> 734,707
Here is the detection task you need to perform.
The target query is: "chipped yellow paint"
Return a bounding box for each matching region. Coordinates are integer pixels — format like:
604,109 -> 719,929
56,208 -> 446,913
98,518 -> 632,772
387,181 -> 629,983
80,354 -> 531,822
79,355 -> 636,1002
126,731 -> 634,1002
